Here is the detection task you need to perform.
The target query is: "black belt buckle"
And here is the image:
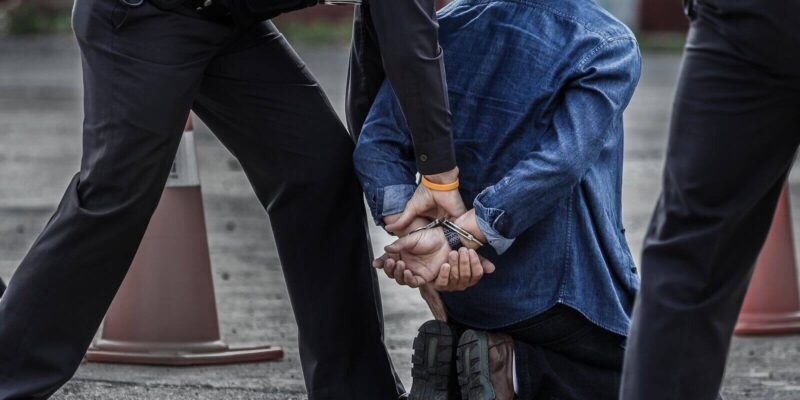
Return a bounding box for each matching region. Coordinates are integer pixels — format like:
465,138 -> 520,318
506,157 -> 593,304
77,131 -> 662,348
191,0 -> 232,19
320,0 -> 363,4
120,0 -> 145,7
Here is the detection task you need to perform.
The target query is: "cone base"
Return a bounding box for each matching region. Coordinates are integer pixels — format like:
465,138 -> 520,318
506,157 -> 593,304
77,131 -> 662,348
85,345 -> 284,366
734,312 -> 800,335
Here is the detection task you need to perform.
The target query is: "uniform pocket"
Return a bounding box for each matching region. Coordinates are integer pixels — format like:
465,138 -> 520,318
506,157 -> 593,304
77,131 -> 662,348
111,1 -> 131,30
72,0 -> 127,40
114,0 -> 156,31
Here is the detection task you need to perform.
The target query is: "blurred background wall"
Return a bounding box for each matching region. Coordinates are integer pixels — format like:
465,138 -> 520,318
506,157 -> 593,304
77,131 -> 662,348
598,0 -> 636,27
637,0 -> 688,31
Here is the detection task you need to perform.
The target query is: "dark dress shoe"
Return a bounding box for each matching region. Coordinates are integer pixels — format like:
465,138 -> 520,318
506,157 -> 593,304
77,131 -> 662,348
409,320 -> 461,400
457,330 -> 515,400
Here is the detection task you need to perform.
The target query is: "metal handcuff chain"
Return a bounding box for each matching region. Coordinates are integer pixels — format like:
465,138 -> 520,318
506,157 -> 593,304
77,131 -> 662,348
409,218 -> 485,248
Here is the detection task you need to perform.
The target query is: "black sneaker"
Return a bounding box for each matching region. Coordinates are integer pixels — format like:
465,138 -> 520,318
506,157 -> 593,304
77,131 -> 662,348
409,320 -> 460,400
457,330 -> 515,400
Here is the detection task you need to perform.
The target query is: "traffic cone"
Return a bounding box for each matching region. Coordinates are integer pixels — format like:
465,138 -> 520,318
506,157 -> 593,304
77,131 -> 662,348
85,116 -> 284,365
735,183 -> 800,335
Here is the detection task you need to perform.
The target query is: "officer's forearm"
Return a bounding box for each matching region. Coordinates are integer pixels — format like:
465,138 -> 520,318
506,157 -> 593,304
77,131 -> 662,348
367,0 -> 455,175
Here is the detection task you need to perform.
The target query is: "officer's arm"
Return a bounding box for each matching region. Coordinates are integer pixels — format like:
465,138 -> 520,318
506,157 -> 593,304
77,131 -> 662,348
362,0 -> 455,176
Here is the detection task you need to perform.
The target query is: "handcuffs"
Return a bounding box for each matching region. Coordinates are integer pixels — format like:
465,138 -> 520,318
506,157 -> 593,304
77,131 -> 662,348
409,218 -> 485,251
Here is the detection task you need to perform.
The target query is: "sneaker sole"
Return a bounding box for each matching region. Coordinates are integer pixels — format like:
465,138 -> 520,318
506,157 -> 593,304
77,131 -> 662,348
409,320 -> 457,400
457,330 -> 496,400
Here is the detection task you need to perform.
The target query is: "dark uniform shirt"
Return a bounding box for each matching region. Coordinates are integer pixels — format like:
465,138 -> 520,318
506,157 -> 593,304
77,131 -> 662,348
347,0 -> 455,175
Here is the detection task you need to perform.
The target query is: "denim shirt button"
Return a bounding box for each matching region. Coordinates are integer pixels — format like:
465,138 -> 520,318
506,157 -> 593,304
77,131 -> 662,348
631,266 -> 638,274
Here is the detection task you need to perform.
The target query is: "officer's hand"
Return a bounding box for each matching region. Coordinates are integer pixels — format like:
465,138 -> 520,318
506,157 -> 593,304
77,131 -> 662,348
385,168 -> 466,234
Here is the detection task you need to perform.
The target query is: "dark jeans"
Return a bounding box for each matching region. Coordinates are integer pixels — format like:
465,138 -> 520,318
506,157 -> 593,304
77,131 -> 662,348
0,1 -> 402,399
621,1 -> 800,399
454,305 -> 626,400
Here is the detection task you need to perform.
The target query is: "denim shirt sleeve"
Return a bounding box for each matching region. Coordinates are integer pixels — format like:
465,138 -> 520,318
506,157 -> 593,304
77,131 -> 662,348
474,37 -> 641,241
353,80 -> 418,226
475,211 -> 516,254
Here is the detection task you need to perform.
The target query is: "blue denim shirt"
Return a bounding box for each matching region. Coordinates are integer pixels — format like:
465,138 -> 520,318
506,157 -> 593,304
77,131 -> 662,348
354,0 -> 641,335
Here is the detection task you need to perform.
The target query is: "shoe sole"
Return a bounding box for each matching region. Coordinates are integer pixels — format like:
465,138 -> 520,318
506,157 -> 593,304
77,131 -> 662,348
409,320 -> 457,400
457,330 -> 496,400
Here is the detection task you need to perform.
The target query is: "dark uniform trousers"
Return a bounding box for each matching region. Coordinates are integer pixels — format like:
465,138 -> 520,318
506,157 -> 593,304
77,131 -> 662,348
0,0 -> 403,398
621,1 -> 800,399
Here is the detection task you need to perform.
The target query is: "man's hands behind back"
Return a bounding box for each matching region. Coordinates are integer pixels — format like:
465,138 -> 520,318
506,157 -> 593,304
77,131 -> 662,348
376,214 -> 496,290
385,168 -> 467,234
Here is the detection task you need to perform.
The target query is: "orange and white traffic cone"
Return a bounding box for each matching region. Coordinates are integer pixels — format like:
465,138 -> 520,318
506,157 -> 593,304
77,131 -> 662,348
85,116 -> 283,365
735,183 -> 800,335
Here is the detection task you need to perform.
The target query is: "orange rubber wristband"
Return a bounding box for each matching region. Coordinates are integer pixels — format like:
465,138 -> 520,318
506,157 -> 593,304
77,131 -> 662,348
421,176 -> 460,191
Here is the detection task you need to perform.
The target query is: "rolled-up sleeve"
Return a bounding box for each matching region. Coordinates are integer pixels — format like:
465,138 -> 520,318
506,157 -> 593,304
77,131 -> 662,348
353,81 -> 418,225
473,37 -> 641,241
348,0 -> 455,175
474,197 -> 516,254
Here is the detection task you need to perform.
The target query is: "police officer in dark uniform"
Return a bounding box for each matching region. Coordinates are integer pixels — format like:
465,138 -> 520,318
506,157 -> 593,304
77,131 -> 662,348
0,0 -> 461,398
621,1 -> 800,399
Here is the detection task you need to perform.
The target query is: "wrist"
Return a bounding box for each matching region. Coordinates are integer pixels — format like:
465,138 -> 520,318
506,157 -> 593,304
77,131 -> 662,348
424,167 -> 459,185
384,214 -> 431,237
454,210 -> 487,250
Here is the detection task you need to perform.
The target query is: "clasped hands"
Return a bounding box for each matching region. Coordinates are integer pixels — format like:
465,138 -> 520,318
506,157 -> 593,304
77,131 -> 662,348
373,169 -> 496,319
